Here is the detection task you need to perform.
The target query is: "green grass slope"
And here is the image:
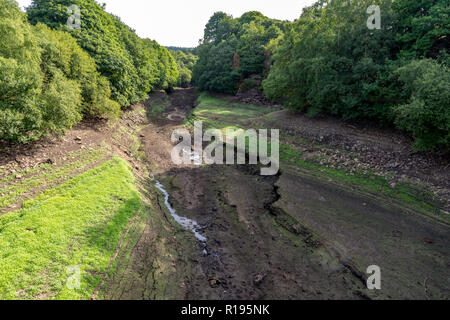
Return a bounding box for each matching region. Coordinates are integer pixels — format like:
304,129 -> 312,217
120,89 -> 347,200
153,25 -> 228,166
0,157 -> 142,299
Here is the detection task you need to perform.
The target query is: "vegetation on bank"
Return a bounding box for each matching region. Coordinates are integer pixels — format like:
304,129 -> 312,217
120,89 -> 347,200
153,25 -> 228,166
1,0 -> 448,153
170,50 -> 198,88
0,0 -> 118,142
0,0 -> 182,143
192,11 -> 288,94
193,0 -> 449,152
27,0 -> 179,105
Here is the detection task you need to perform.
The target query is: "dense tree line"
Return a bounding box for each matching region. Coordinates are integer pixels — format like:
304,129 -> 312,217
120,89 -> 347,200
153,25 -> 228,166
0,0 -> 119,142
166,47 -> 196,54
0,0 -> 179,143
192,11 -> 288,94
263,0 -> 449,151
194,1 -> 449,152
171,50 -> 198,87
27,0 -> 178,106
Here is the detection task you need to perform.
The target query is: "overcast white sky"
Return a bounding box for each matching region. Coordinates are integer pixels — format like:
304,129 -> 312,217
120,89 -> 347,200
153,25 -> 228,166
17,0 -> 316,47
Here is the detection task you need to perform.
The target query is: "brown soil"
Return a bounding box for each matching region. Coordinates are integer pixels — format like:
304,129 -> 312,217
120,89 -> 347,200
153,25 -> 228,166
1,87 -> 448,300
137,88 -> 450,300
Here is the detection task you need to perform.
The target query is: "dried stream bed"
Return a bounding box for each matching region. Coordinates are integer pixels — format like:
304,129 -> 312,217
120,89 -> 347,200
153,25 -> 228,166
138,88 -> 449,300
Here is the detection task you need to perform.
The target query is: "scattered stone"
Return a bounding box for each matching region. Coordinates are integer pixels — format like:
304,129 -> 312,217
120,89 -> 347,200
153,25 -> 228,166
254,274 -> 266,286
209,279 -> 220,286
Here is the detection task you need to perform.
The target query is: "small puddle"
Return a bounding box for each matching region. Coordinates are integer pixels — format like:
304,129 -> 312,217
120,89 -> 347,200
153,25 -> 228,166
155,180 -> 208,255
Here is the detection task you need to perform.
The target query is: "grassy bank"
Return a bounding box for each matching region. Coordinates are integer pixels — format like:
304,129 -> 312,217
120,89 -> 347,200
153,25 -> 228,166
186,93 -> 445,223
0,157 -> 143,299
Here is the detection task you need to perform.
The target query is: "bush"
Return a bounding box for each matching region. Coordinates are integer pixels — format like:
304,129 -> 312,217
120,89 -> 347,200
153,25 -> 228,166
0,0 -> 43,142
393,60 -> 450,152
40,70 -> 83,134
261,0 -> 449,152
35,24 -> 120,118
0,57 -> 43,142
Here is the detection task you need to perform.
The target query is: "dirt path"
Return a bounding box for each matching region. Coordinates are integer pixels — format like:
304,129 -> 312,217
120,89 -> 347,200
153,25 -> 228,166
137,88 -> 449,300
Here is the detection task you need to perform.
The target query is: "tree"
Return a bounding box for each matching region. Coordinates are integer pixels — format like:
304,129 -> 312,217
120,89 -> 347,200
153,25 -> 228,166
171,50 -> 198,87
35,24 -> 119,118
393,59 -> 450,151
194,11 -> 285,93
27,0 -> 179,106
262,0 -> 449,151
394,0 -> 450,59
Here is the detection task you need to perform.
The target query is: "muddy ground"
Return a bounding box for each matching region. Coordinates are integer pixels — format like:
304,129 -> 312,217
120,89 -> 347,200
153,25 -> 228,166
138,88 -> 449,300
1,87 -> 448,300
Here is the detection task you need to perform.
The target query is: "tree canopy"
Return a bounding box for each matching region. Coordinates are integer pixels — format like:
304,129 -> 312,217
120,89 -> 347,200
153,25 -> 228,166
192,11 -> 287,94
0,0 -> 180,143
27,0 -> 179,106
194,1 -> 449,151
261,0 -> 449,151
171,50 -> 198,87
0,0 -> 120,142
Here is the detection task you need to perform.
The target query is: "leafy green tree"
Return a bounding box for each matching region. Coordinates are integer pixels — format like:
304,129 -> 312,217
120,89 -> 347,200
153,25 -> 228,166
394,0 -> 449,59
203,12 -> 237,44
0,0 -> 119,143
34,24 -> 120,118
264,0 -> 398,119
393,59 -> 450,151
0,0 -> 43,142
27,0 -> 178,106
171,50 -> 198,87
262,0 -> 449,151
27,0 -> 141,105
194,11 -> 285,93
39,69 -> 83,134
194,36 -> 238,93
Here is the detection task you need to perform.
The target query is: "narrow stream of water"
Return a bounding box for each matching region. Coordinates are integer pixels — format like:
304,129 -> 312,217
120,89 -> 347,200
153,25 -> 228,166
154,180 -> 208,255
